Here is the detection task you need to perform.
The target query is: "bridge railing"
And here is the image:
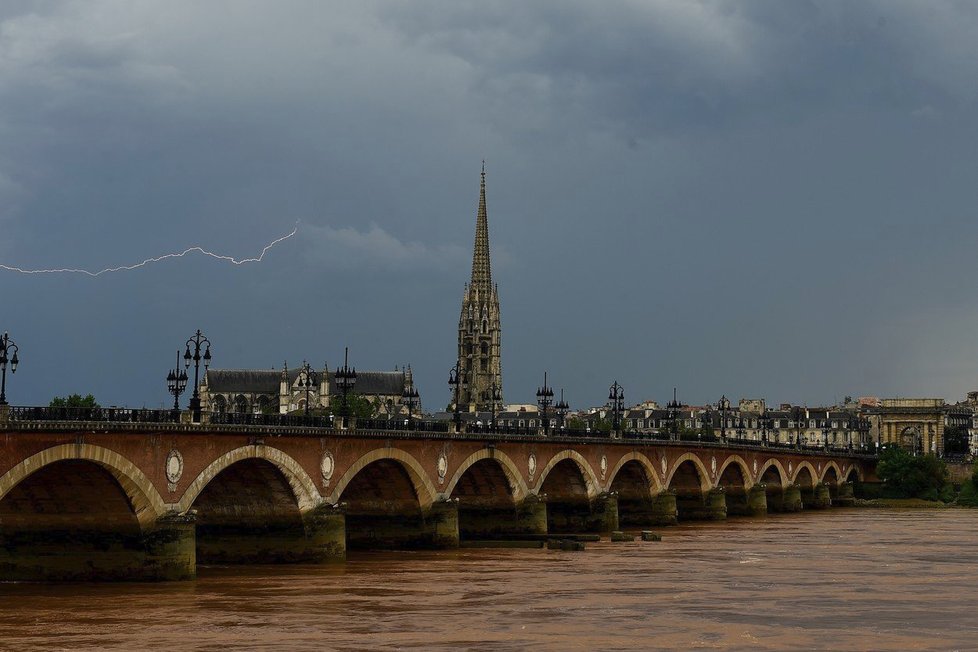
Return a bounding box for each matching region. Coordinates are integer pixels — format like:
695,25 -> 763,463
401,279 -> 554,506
5,406 -> 181,423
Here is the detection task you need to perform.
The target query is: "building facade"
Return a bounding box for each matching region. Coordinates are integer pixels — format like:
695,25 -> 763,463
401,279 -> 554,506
199,364 -> 418,417
454,164 -> 503,413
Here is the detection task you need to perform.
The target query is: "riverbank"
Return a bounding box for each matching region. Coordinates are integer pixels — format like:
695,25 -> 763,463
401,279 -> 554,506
853,497 -> 949,508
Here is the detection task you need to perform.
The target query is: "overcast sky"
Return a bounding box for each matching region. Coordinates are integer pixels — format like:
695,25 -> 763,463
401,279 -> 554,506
2,1 -> 978,411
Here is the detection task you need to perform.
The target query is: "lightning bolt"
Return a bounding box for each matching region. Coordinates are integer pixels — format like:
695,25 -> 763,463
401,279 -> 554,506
0,226 -> 298,277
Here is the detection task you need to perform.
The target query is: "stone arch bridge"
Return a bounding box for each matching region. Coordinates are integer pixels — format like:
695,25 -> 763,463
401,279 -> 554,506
0,419 -> 875,581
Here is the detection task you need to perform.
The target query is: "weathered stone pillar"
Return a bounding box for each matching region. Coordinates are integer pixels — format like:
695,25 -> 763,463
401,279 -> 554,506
586,492 -> 619,533
650,491 -> 678,526
835,482 -> 855,507
143,511 -> 197,581
745,484 -> 768,516
302,504 -> 346,562
426,500 -> 460,549
782,484 -> 803,512
705,488 -> 727,520
811,483 -> 832,509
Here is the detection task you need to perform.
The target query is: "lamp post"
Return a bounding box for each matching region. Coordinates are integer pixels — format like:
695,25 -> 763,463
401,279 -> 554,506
484,381 -> 502,431
555,389 -> 569,431
0,332 -> 19,407
760,414 -> 769,445
608,381 -> 624,438
335,347 -> 357,428
166,350 -> 188,417
822,417 -> 831,450
402,383 -> 419,429
718,395 -> 730,441
536,372 -> 554,436
448,361 -> 467,432
183,329 -> 211,423
298,360 -> 319,416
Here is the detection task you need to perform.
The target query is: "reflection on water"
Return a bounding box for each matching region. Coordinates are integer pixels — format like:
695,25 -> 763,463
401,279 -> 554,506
2,509 -> 977,651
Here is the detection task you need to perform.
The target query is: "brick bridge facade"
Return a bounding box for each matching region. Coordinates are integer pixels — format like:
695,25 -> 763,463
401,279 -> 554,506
0,420 -> 876,581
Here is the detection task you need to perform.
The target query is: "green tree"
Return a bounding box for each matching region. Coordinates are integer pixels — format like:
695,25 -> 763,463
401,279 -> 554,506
49,394 -> 99,409
329,392 -> 376,419
876,445 -> 950,500
566,416 -> 586,431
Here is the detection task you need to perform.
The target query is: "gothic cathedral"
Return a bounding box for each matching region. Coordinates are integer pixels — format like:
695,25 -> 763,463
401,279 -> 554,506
455,164 -> 503,412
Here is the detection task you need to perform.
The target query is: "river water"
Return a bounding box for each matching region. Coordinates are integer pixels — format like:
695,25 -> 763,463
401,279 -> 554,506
1,509 -> 976,651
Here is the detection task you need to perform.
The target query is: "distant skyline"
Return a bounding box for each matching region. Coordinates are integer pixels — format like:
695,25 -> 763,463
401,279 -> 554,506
2,2 -> 978,411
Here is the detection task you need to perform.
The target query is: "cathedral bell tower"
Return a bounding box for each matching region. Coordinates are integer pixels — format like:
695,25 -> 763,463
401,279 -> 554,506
455,163 -> 503,413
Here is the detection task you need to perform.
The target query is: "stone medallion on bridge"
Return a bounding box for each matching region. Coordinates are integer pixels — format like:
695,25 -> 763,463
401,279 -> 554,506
753,459 -> 758,476
788,461 -> 793,475
437,453 -> 448,484
600,455 -> 608,481
165,449 -> 183,493
320,452 -> 335,488
711,456 -> 717,478
660,455 -> 667,477
528,453 -> 537,480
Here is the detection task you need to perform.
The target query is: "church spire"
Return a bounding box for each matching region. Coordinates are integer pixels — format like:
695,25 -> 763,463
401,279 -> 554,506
470,161 -> 492,295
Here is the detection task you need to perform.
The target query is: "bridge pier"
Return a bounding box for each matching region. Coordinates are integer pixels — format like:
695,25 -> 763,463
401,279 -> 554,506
810,483 -> 832,509
835,481 -> 855,507
345,501 -> 460,550
545,492 -> 619,534
587,492 -> 619,533
618,490 -> 678,526
782,484 -> 803,512
724,484 -> 768,516
143,512 -> 197,581
651,491 -> 678,525
302,505 -> 347,562
677,488 -> 727,521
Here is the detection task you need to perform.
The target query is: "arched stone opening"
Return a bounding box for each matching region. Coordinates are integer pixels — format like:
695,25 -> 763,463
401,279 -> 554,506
338,459 -> 454,549
450,458 -> 531,539
759,464 -> 787,512
0,461 -> 145,581
190,458 -> 311,564
609,460 -> 657,526
717,461 -> 759,516
668,460 -> 721,521
795,466 -> 817,507
822,466 -> 840,500
540,459 -> 594,533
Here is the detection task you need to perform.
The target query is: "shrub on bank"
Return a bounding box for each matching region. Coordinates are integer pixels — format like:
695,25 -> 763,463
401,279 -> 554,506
876,445 -> 951,501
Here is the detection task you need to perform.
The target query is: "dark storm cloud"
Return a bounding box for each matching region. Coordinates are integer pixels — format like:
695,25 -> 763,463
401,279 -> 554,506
1,1 -> 977,410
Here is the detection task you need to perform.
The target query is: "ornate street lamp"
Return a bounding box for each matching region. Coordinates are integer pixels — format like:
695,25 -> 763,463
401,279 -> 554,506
183,329 -> 211,423
483,381 -> 502,431
166,350 -> 188,416
793,406 -> 804,449
298,360 -> 319,416
402,382 -> 419,428
335,347 -> 357,428
448,361 -> 467,432
608,381 -> 624,438
536,372 -> 554,436
555,389 -> 569,431
718,395 -> 730,441
0,332 -> 19,407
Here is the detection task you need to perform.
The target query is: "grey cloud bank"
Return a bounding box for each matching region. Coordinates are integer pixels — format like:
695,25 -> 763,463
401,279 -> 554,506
1,1 -> 977,411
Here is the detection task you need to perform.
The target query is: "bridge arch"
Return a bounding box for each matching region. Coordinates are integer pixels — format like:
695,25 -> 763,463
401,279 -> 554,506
533,450 -> 600,499
716,455 -> 755,491
757,459 -> 789,488
820,461 -> 843,485
607,452 -> 663,494
791,461 -> 819,487
665,453 -> 713,493
843,465 -> 864,483
177,445 -> 321,514
328,447 -> 437,510
0,443 -> 165,530
445,449 -> 528,503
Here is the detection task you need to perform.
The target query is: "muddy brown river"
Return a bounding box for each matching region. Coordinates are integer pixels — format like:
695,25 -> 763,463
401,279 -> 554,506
1,509 -> 976,651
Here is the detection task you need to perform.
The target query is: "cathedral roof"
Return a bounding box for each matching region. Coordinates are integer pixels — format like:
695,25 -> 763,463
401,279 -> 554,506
203,368 -> 408,396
